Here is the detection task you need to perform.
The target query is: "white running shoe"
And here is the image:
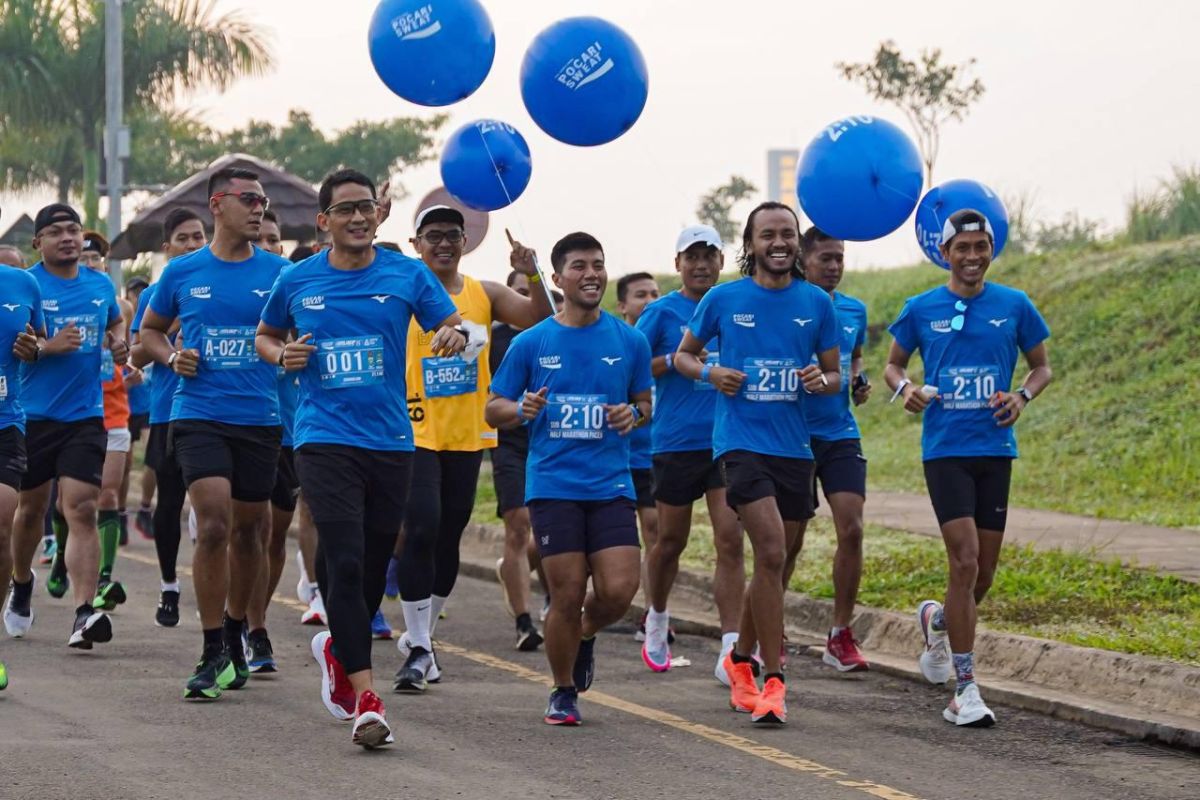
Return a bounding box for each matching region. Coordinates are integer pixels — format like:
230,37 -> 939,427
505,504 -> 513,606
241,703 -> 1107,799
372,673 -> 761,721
3,574 -> 35,638
641,612 -> 671,673
301,592 -> 327,626
715,640 -> 736,687
295,550 -> 314,604
943,683 -> 996,727
917,600 -> 953,684
396,630 -> 441,682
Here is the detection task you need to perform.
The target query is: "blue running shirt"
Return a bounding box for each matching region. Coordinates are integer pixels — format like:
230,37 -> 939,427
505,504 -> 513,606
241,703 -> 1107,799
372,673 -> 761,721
888,283 -> 1050,460
804,291 -> 868,442
0,268 -> 44,432
21,263 -> 122,422
149,245 -> 288,426
131,284 -> 180,425
635,290 -> 719,454
688,277 -> 839,460
260,247 -> 457,451
490,313 -> 653,503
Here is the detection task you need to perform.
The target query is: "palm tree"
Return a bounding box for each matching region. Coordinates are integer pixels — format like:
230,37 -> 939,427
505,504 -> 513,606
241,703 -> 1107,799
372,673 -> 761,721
0,0 -> 273,229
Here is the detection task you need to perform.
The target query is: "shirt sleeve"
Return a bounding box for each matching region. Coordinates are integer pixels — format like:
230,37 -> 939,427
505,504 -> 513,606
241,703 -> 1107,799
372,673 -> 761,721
412,266 -> 458,333
148,265 -> 179,320
260,271 -> 292,331
25,273 -> 45,333
888,298 -> 920,354
488,331 -> 529,401
628,327 -> 653,396
634,303 -> 662,355
131,287 -> 152,333
1017,293 -> 1051,352
687,287 -> 720,344
816,290 -> 840,353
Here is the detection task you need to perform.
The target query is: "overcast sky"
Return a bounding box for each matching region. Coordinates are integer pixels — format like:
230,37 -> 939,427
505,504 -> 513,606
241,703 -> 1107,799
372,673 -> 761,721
5,0 -> 1198,282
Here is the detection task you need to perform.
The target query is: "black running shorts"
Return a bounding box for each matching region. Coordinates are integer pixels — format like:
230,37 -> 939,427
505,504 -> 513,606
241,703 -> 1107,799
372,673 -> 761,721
632,468 -> 655,509
720,450 -> 815,522
21,418 -> 106,490
810,437 -> 868,511
528,497 -> 640,558
923,457 -> 1014,531
128,412 -> 150,442
295,445 -> 412,528
271,445 -> 301,513
652,449 -> 724,507
491,433 -> 528,517
0,425 -> 27,491
169,419 -> 281,503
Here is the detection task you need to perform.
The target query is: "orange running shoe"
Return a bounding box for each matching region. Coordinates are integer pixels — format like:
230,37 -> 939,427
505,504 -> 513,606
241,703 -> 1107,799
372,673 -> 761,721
724,650 -> 761,713
751,676 -> 787,725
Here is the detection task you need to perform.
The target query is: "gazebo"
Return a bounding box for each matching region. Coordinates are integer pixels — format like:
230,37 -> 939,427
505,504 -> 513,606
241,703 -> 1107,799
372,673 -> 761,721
109,153 -> 319,260
0,212 -> 35,249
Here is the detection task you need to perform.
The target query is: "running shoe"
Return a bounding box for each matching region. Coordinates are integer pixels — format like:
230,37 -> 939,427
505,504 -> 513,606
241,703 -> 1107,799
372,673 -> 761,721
751,676 -> 787,725
715,637 -> 737,687
223,620 -> 250,690
823,627 -> 870,672
544,688 -> 582,726
496,557 -> 516,618
943,683 -> 996,728
133,507 -> 154,541
917,600 -> 953,684
45,555 -> 68,599
92,579 -> 127,612
396,631 -> 442,682
301,592 -> 327,626
295,549 -> 314,604
573,636 -> 596,692
352,690 -> 394,749
247,629 -> 278,674
371,608 -> 393,640
184,645 -> 234,701
641,613 -> 671,673
634,610 -> 675,644
539,595 -> 551,622
384,556 -> 400,601
393,646 -> 436,693
155,590 -> 180,628
4,575 -> 36,637
310,630 -> 354,720
39,536 -> 56,565
515,617 -> 543,652
68,606 -> 113,650
0,660 -> 7,690
724,651 -> 761,713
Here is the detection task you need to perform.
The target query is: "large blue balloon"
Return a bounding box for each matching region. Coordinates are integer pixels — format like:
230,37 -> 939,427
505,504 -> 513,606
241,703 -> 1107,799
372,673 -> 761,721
520,17 -> 649,147
440,120 -> 533,212
915,180 -> 1009,269
368,0 -> 495,107
796,116 -> 923,241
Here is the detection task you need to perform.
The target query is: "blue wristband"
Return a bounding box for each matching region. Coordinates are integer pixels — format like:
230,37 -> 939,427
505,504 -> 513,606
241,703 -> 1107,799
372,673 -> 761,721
700,364 -> 713,383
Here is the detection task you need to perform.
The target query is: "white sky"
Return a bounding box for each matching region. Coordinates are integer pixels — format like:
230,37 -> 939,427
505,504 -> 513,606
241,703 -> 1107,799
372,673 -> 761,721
5,0 -> 1198,282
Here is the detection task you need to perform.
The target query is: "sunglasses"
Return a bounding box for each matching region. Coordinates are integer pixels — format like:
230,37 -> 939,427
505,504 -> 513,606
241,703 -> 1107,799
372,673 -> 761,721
951,300 -> 968,331
324,199 -> 379,219
211,191 -> 270,210
416,230 -> 464,246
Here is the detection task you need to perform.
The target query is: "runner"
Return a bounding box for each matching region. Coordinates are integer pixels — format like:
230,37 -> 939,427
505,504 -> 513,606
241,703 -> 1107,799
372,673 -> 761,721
780,227 -> 872,672
139,168 -> 290,699
635,225 -> 745,679
391,206 -> 551,692
123,276 -> 153,542
256,168 -> 465,747
3,203 -> 127,649
675,202 -> 841,725
883,209 -> 1052,728
130,207 -> 207,628
486,231 -> 652,726
0,244 -> 26,269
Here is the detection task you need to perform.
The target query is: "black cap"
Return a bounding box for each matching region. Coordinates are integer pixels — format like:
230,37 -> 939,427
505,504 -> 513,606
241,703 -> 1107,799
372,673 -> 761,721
34,203 -> 82,235
81,230 -> 110,257
414,204 -> 465,232
125,276 -> 150,293
942,208 -> 995,245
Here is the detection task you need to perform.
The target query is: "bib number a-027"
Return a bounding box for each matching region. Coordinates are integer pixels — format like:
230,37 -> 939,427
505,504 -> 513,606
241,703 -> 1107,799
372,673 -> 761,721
201,326 -> 257,369
743,357 -> 801,402
938,365 -> 1000,410
422,356 -> 477,398
319,336 -> 385,389
549,393 -> 606,440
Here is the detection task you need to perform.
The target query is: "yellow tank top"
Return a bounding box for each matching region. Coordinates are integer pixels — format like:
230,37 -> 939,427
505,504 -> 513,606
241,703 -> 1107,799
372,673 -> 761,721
407,274 -> 497,451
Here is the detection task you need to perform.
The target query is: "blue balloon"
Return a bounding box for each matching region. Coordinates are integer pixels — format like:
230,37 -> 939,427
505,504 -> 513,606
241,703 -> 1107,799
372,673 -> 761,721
796,116 -> 923,241
440,120 -> 533,212
915,180 -> 1009,269
368,0 -> 495,107
520,17 -> 649,147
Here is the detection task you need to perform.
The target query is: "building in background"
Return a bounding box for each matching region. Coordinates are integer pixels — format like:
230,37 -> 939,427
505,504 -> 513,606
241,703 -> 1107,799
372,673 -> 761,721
767,149 -> 800,211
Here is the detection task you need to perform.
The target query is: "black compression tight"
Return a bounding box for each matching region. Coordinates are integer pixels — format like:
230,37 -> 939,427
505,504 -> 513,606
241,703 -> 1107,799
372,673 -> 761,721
153,465 -> 187,584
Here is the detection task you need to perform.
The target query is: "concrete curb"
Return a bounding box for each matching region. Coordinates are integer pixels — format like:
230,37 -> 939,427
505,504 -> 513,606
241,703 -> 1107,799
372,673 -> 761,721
460,522 -> 1200,752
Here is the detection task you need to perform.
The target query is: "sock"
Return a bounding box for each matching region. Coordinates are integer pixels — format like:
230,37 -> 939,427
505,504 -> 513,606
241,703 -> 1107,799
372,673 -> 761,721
222,614 -> 246,646
10,577 -> 33,605
515,612 -> 532,631
555,685 -> 578,696
764,671 -> 786,684
830,626 -> 847,637
952,652 -> 975,693
161,581 -> 181,593
647,607 -> 669,627
401,599 -> 433,651
52,510 -> 69,561
117,510 -> 128,542
721,632 -> 740,651
202,627 -> 223,650
249,627 -> 267,638
932,606 -> 947,633
139,502 -> 151,513
428,594 -> 449,636
97,510 -> 120,581
731,651 -> 754,665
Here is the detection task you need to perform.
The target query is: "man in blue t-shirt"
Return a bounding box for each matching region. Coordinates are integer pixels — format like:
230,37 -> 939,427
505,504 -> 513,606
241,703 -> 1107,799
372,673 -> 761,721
4,203 -> 127,651
487,231 -> 652,727
677,202 -> 841,726
258,168 -> 464,749
782,227 -> 873,674
140,168 -> 291,700
884,209 -> 1052,729
635,225 -> 745,682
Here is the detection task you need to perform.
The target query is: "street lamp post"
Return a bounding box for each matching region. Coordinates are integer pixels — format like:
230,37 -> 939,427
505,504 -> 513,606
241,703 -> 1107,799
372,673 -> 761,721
104,0 -> 127,290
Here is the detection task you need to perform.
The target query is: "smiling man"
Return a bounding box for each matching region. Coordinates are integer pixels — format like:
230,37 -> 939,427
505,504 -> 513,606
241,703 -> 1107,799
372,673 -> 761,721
884,208 -> 1052,729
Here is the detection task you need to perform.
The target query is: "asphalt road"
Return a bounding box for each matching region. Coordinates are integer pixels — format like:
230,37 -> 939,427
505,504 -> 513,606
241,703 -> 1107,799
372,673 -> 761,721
1,536 -> 1196,800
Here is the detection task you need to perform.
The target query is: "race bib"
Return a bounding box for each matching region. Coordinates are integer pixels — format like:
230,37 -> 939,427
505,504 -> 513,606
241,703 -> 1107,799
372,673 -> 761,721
743,357 -> 801,402
548,393 -> 607,440
938,365 -> 1000,410
694,351 -> 720,391
100,348 -> 116,381
201,325 -> 257,369
49,314 -> 100,353
422,356 -> 477,398
319,336 -> 385,389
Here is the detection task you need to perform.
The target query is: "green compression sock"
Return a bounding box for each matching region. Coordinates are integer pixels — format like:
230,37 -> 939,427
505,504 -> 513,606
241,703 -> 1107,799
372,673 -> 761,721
98,510 -> 120,581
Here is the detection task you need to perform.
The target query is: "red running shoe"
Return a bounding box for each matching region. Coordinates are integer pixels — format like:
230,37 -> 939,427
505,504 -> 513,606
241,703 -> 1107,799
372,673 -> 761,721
352,690 -> 394,748
310,631 -> 355,721
823,627 -> 870,672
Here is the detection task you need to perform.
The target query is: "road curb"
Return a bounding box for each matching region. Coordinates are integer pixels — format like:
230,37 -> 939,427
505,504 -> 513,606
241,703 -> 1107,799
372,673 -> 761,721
460,522 -> 1200,752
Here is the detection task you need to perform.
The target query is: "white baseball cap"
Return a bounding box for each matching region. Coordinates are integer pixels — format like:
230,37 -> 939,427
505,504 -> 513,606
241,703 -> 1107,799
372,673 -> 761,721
941,208 -> 994,244
675,224 -> 723,254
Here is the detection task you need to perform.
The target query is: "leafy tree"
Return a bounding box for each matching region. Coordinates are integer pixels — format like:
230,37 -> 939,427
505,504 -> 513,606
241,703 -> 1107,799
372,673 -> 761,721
837,41 -> 985,186
696,175 -> 758,245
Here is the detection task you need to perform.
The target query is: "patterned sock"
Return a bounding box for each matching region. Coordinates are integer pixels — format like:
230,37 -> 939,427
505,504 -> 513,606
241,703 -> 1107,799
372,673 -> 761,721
952,651 -> 976,694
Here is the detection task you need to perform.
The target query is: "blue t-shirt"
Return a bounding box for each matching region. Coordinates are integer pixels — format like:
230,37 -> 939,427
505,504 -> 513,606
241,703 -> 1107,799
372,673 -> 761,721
260,247 -> 457,451
20,263 -> 121,422
0,269 -> 45,432
688,277 -> 839,460
888,283 -> 1050,460
131,284 -> 181,426
805,291 -> 868,442
149,245 -> 288,426
277,368 -> 299,448
490,313 -> 653,503
636,290 -> 720,455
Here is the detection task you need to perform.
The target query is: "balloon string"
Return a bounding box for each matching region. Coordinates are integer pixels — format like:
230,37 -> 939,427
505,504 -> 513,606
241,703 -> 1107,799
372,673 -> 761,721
478,128 -> 557,310
878,180 -> 920,202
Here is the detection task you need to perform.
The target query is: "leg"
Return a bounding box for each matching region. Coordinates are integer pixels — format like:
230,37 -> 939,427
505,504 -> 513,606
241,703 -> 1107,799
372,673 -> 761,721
140,466 -> 157,509
974,530 -> 1004,604
227,499 -> 268,621
782,517 -> 808,590
0,484 -> 17,610
582,546 -> 642,637
540,552 -> 590,687
429,450 -> 483,603
297,497 -> 318,580
636,504 -> 658,608
59,478 -> 102,606
12,482 -> 52,583
499,506 -> 534,617
734,497 -> 788,674
152,463 -> 186,585
97,446 -> 127,581
827,492 -> 865,628
397,449 -> 440,648
189,477 -> 234,629
940,518 -> 981,655
706,489 -> 745,633
644,501 -> 690,613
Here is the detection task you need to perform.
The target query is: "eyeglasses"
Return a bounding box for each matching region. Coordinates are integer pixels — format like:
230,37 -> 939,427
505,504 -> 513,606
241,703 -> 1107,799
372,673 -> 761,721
416,230 -> 464,246
324,200 -> 380,219
211,192 -> 270,210
951,300 -> 968,331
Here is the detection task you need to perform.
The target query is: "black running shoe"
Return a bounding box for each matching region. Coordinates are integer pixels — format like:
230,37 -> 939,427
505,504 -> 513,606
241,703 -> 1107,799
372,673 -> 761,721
573,636 -> 596,692
155,590 -> 180,627
247,629 -> 277,674
134,508 -> 154,540
393,646 -> 434,693
223,619 -> 250,690
516,618 -> 544,652
93,579 -> 127,611
68,605 -> 112,650
184,645 -> 234,700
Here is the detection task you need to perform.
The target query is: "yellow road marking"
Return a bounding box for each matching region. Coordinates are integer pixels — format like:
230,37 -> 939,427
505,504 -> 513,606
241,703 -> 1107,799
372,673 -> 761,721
122,549 -> 925,799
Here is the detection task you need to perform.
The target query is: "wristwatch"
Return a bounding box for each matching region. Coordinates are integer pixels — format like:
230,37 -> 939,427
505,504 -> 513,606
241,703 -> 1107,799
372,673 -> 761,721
1016,386 -> 1034,403
167,351 -> 179,368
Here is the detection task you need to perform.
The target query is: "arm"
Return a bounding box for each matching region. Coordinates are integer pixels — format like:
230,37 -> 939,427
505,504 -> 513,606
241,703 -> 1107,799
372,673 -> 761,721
800,346 -> 842,395
485,231 -> 555,328
430,312 -> 467,357
990,342 -> 1052,428
255,323 -> 316,372
675,330 -> 745,396
140,308 -> 199,378
605,388 -> 653,436
850,345 -> 871,405
884,340 -> 931,414
485,387 -> 549,431
105,301 -> 131,367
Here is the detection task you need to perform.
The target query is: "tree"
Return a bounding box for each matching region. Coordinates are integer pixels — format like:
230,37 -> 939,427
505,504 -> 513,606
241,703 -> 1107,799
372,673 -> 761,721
837,41 -> 985,186
0,0 -> 273,229
696,175 -> 758,245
